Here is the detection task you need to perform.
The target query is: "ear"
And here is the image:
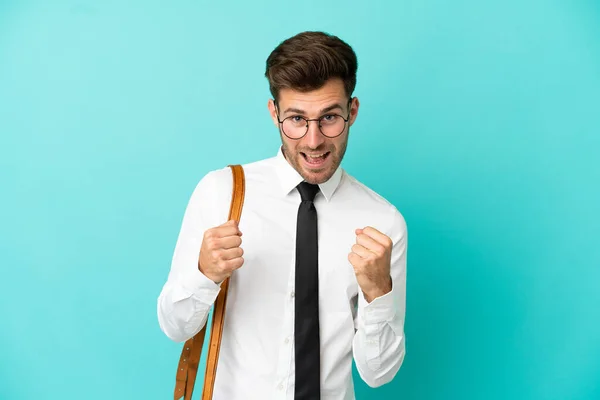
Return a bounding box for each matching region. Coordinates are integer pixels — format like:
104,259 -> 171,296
348,97 -> 360,127
267,99 -> 279,127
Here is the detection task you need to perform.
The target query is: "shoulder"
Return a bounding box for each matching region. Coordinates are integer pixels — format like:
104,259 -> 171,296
341,170 -> 407,234
189,154 -> 274,207
193,165 -> 234,195
195,153 -> 273,188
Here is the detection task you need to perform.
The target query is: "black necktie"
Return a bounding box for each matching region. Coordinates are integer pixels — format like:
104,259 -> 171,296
294,181 -> 321,400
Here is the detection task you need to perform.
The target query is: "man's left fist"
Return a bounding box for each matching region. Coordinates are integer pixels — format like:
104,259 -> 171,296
348,226 -> 393,302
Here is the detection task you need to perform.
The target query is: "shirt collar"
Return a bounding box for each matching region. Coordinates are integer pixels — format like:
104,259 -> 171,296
273,145 -> 343,202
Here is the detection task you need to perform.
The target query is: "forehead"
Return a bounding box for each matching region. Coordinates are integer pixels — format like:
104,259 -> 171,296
277,78 -> 347,113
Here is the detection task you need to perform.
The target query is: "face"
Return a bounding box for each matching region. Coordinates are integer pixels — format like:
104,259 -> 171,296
268,78 -> 359,185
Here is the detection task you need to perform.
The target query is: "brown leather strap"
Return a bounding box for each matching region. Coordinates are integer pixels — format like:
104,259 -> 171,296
202,164 -> 245,398
174,164 -> 245,400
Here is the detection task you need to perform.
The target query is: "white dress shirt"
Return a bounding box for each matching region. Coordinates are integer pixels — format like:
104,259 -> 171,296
157,146 -> 407,400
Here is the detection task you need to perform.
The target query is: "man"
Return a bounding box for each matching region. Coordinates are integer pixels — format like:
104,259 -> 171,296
157,31 -> 407,400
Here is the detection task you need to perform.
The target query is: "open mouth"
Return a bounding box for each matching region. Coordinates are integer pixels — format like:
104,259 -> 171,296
301,151 -> 331,167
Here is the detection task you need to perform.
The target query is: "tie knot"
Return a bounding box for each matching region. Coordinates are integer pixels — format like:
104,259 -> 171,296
297,182 -> 320,202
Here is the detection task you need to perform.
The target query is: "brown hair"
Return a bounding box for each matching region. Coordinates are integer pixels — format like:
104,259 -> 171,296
265,31 -> 358,102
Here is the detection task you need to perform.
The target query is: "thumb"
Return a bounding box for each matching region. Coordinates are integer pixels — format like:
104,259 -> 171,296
229,219 -> 242,235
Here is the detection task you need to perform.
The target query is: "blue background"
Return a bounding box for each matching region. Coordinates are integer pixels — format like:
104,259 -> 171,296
1,1 -> 599,399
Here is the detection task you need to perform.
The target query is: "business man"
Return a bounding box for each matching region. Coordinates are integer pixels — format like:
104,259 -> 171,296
158,31 -> 407,400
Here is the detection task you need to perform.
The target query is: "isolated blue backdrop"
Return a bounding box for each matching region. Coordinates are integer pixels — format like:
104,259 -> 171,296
1,1 -> 599,399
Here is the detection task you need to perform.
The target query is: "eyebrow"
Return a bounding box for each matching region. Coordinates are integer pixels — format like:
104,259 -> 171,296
283,103 -> 344,116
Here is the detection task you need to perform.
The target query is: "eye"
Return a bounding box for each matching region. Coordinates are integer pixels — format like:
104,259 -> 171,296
286,115 -> 306,127
320,114 -> 339,124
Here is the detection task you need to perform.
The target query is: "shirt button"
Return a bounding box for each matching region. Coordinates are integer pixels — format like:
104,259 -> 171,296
278,383 -> 284,390
284,337 -> 289,344
290,291 -> 295,298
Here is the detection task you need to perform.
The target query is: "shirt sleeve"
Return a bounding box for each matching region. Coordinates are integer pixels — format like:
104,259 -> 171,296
157,167 -> 232,343
352,205 -> 407,387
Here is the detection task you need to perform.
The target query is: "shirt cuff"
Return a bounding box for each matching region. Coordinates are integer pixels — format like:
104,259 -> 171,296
358,287 -> 396,326
179,266 -> 222,305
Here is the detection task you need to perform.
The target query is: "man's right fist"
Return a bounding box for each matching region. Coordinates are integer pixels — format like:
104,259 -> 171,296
198,219 -> 244,283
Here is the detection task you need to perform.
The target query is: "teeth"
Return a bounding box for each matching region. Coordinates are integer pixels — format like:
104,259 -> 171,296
306,153 -> 325,158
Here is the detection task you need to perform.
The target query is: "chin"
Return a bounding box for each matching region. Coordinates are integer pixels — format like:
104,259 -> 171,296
298,161 -> 336,184
302,174 -> 328,185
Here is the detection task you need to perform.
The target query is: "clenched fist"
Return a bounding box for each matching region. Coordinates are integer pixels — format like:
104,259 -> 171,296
348,226 -> 393,302
198,219 -> 244,283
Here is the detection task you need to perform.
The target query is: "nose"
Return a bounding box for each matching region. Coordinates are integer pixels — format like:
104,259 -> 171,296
304,120 -> 326,149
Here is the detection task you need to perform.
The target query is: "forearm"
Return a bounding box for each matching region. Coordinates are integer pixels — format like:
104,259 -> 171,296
352,290 -> 406,387
157,267 -> 221,342
157,169 -> 228,342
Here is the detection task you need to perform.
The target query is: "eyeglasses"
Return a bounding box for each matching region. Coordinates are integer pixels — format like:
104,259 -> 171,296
275,100 -> 352,140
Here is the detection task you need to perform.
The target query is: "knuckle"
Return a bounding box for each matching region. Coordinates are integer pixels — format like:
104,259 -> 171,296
221,260 -> 231,272
206,236 -> 217,249
229,259 -> 240,271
